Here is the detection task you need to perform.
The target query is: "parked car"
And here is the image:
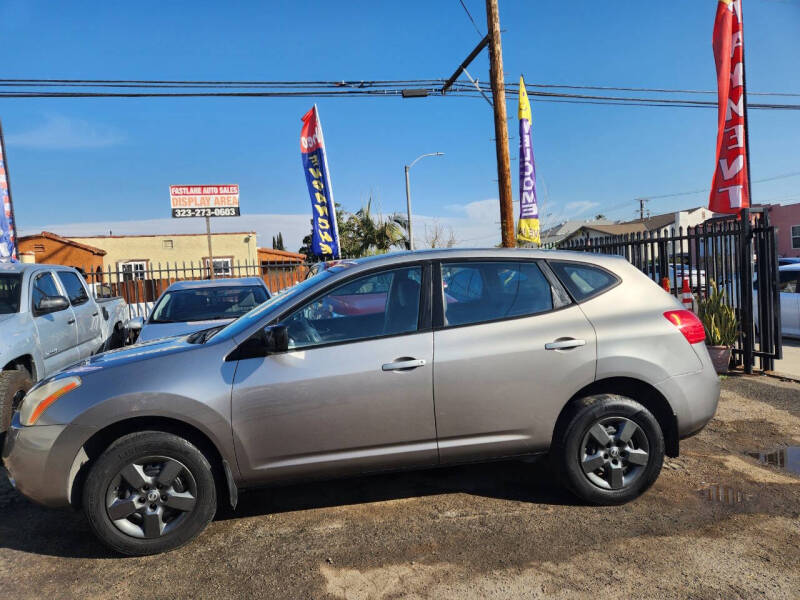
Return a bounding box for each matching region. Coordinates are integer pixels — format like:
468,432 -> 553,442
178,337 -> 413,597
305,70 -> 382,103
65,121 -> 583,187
3,249 -> 719,555
754,263 -> 800,338
0,263 -> 126,434
778,257 -> 800,267
127,277 -> 270,343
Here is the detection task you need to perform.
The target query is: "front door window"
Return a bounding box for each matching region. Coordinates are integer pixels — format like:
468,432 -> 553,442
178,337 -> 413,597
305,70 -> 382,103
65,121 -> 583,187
282,266 -> 422,349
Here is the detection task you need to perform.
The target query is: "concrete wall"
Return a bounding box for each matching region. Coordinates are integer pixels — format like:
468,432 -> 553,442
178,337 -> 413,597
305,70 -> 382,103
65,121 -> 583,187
769,203 -> 800,258
70,232 -> 258,280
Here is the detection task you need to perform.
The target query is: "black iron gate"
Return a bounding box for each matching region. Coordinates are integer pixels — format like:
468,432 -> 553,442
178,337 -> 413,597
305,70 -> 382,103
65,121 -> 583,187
559,208 -> 782,373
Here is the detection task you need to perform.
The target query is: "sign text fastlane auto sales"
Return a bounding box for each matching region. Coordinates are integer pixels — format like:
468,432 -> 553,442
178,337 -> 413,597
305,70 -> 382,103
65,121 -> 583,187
170,185 -> 240,218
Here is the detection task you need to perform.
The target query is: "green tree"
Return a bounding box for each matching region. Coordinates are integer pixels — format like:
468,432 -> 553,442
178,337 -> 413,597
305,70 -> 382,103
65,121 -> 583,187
272,232 -> 286,251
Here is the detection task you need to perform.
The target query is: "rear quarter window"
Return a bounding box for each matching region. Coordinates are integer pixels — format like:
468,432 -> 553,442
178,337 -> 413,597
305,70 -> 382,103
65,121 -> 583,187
549,261 -> 619,302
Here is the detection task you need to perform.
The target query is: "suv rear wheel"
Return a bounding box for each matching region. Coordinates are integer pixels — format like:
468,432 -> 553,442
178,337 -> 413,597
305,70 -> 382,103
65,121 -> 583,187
82,431 -> 217,556
552,394 -> 665,504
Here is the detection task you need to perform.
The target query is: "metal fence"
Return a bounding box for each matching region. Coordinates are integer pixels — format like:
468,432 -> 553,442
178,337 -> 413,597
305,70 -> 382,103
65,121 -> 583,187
82,258 -> 310,320
557,207 -> 782,373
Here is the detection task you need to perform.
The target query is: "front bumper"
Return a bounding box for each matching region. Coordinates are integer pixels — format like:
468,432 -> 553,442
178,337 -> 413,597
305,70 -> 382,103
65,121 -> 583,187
2,413 -> 86,507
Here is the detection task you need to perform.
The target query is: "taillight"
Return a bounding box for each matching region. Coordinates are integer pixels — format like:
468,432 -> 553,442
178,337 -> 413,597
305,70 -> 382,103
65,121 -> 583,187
663,310 -> 706,344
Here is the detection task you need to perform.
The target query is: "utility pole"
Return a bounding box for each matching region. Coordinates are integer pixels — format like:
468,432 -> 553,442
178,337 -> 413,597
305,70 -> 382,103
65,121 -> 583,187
638,198 -> 650,221
404,152 -> 444,251
485,0 -> 515,248
205,215 -> 215,279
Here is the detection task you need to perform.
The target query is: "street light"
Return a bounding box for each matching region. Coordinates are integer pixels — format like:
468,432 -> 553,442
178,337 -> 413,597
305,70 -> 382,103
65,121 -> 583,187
404,152 -> 444,250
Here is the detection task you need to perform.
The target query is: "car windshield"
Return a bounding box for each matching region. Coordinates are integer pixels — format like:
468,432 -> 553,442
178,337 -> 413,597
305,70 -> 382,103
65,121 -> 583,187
0,274 -> 22,314
212,265 -> 348,341
150,285 -> 269,323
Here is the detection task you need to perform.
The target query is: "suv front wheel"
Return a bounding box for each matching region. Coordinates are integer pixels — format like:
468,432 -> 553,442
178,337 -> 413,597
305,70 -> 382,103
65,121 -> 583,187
552,394 -> 665,505
82,431 -> 217,556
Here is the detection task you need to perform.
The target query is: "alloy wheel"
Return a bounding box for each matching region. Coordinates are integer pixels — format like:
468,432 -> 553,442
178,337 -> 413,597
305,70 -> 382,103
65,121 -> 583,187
105,456 -> 198,539
579,416 -> 650,491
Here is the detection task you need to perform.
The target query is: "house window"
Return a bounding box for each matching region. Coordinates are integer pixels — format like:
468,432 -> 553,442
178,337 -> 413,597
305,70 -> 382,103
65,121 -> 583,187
792,225 -> 800,250
119,261 -> 147,281
205,258 -> 233,277
33,244 -> 45,253
162,239 -> 174,249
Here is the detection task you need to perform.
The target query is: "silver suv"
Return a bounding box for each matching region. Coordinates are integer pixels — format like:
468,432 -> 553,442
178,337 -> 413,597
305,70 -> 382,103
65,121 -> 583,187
2,249 -> 719,555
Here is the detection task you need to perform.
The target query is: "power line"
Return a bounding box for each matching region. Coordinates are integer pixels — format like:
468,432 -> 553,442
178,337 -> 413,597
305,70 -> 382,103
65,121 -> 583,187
3,78 -> 799,97
457,0 -> 484,37
1,79 -> 799,110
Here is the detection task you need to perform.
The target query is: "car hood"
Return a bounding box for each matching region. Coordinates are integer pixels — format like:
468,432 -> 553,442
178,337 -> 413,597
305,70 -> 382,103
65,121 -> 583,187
137,319 -> 234,342
73,335 -> 196,372
0,312 -> 18,326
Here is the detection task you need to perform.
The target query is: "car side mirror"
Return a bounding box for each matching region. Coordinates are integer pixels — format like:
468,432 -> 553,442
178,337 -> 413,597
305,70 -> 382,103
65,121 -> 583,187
226,323 -> 289,362
264,324 -> 289,353
36,295 -> 69,315
126,316 -> 145,331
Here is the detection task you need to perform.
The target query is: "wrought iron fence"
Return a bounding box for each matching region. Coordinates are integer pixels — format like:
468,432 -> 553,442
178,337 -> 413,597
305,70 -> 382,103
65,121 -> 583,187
556,208 -> 782,373
82,258 -> 310,320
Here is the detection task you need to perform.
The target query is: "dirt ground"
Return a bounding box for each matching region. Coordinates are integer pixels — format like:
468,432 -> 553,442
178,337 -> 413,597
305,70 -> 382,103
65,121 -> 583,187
0,375 -> 798,600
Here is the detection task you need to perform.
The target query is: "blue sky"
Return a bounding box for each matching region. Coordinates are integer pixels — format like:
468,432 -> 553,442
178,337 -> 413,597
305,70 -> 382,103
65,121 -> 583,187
2,0 -> 799,249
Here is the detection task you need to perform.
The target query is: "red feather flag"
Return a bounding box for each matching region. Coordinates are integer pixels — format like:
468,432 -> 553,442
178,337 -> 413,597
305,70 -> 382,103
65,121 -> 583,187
709,0 -> 750,214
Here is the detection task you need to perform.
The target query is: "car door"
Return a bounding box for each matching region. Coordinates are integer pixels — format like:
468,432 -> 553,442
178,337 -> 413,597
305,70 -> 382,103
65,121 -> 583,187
778,270 -> 800,336
56,270 -> 102,358
433,259 -> 597,462
30,270 -> 80,375
231,263 -> 437,484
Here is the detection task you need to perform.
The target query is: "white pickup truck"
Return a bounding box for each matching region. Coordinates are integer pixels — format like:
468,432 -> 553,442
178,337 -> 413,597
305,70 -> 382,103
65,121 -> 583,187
0,263 -> 127,433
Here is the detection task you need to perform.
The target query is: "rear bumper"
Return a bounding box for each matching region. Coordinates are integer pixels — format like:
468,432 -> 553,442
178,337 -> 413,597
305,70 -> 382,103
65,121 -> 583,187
656,343 -> 720,439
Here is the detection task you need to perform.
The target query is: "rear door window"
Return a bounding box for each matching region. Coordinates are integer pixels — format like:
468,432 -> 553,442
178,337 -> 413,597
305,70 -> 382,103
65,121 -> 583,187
549,261 -> 618,302
56,271 -> 90,306
440,261 -> 554,327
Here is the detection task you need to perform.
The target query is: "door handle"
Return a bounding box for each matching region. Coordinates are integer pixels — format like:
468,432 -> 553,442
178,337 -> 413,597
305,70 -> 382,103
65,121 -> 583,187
67,318 -> 76,325
382,358 -> 426,371
545,339 -> 586,350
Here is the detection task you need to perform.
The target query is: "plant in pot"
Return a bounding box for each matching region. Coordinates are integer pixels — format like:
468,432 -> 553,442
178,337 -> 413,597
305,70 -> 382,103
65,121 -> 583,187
697,280 -> 739,374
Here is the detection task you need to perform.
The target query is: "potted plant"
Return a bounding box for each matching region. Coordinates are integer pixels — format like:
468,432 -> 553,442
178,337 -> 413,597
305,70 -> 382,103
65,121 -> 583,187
697,280 -> 739,374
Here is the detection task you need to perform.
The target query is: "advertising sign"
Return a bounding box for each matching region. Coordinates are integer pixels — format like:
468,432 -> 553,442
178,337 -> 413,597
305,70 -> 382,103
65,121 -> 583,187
300,105 -> 341,258
170,185 -> 240,218
0,121 -> 17,262
517,77 -> 541,245
709,0 -> 750,214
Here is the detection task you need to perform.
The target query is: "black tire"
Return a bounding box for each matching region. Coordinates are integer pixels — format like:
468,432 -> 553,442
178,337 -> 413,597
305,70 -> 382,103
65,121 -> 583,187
0,370 -> 33,433
551,394 -> 664,505
82,431 -> 217,556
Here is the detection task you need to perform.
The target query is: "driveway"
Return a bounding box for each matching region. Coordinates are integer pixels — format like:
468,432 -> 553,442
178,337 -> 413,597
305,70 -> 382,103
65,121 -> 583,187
1,376 -> 798,599
772,337 -> 800,380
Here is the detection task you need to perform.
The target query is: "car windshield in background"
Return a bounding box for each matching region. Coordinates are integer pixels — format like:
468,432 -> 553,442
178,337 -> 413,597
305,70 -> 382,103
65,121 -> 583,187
215,265 -> 349,341
150,285 -> 269,323
0,274 -> 22,314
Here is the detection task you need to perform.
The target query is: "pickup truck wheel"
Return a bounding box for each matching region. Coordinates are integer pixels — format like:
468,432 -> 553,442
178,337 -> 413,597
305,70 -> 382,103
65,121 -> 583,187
82,431 -> 217,556
0,370 -> 33,433
551,395 -> 664,505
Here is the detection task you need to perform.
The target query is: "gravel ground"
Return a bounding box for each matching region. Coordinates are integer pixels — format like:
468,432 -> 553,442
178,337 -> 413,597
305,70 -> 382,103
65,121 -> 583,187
0,375 -> 798,599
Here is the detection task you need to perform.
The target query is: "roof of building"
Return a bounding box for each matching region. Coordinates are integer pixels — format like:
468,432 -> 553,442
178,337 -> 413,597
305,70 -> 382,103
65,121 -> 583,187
570,222 -> 650,237
540,219 -> 614,244
257,247 -> 306,262
69,231 -> 256,239
18,231 -> 107,256
623,212 -> 677,231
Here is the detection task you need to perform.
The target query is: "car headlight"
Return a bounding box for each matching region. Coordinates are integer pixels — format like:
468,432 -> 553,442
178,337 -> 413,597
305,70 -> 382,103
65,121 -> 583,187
18,376 -> 82,426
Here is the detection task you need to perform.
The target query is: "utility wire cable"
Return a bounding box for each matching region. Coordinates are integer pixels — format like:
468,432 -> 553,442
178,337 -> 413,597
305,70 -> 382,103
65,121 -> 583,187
457,0 -> 484,37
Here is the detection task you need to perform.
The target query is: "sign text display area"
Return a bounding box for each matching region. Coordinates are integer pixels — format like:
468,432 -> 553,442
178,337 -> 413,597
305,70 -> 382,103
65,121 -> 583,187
170,185 -> 240,218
